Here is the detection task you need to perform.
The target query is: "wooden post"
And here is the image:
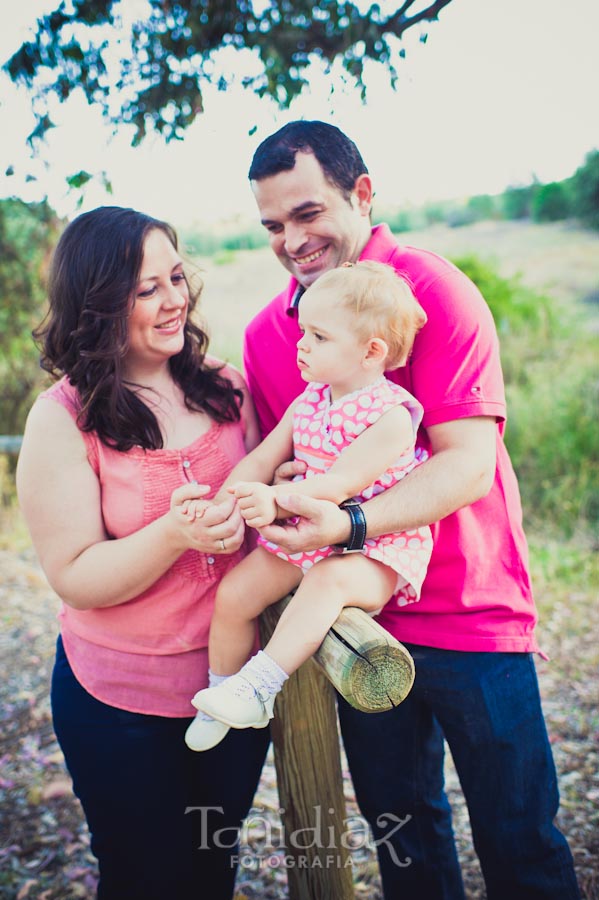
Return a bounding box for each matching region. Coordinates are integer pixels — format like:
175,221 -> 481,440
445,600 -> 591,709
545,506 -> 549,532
260,601 -> 415,899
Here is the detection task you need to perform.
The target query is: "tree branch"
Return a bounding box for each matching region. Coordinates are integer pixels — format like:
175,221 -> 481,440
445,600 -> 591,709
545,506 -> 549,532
3,0 -> 456,151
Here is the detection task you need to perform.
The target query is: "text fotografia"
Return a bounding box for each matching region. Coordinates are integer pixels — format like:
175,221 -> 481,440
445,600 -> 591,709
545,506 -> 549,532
185,804 -> 412,868
234,852 -> 355,871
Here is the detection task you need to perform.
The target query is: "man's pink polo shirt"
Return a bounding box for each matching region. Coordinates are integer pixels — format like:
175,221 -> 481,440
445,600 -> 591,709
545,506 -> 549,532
243,224 -> 540,654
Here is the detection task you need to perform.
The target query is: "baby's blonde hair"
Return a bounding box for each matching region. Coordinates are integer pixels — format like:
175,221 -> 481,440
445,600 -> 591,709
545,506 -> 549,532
306,260 -> 427,369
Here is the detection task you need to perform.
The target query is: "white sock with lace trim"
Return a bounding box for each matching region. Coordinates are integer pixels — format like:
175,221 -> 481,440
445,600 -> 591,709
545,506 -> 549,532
231,650 -> 289,699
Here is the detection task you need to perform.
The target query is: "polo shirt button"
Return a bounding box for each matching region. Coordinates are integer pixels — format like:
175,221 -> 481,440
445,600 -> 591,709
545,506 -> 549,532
207,556 -> 215,565
182,459 -> 191,468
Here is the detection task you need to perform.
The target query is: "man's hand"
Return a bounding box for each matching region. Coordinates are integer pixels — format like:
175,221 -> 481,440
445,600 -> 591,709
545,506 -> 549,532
272,459 -> 307,485
257,493 -> 350,554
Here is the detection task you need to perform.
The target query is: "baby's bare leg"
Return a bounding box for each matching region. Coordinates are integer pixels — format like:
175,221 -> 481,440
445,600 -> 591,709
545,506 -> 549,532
209,547 -> 302,675
264,554 -> 397,675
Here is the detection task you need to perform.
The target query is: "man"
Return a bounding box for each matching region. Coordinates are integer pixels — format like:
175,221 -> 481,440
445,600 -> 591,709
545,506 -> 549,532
242,120 -> 579,899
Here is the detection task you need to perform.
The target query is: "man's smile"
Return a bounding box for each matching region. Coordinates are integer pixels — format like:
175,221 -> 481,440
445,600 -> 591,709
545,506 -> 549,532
293,246 -> 327,266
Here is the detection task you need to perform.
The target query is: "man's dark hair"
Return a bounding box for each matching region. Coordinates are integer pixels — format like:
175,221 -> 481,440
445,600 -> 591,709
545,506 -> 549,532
248,120 -> 368,201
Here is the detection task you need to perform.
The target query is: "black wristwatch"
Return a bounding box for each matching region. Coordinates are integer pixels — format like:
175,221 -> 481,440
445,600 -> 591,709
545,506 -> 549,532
334,500 -> 367,553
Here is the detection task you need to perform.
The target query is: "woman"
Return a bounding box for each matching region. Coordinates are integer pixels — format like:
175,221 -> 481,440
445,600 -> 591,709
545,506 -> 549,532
16,206 -> 269,900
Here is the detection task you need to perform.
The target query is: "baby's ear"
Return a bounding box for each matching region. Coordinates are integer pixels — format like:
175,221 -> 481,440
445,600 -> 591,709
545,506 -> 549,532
365,337 -> 389,365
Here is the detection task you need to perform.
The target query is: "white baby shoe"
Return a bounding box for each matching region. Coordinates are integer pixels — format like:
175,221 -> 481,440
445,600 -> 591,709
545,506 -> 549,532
184,712 -> 230,751
192,673 -> 276,729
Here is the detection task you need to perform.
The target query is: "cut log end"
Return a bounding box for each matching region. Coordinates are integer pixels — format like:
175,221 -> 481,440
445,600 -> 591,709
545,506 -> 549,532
344,644 -> 415,712
313,606 -> 416,713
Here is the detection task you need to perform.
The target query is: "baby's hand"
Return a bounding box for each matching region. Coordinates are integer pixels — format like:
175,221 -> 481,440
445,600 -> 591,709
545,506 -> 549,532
171,483 -> 212,523
229,481 -> 277,528
185,498 -> 211,521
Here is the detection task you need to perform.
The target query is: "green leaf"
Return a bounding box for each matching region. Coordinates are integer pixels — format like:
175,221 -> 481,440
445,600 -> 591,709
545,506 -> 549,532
65,170 -> 93,189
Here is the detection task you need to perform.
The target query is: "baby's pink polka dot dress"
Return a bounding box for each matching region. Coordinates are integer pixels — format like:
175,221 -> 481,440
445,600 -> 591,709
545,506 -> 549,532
259,376 -> 433,607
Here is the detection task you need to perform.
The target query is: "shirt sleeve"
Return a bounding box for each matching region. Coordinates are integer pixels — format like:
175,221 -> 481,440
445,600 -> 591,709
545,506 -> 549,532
409,267 -> 507,428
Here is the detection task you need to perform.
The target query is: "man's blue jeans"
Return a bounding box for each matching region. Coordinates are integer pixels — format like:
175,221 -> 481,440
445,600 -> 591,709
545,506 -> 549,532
338,645 -> 580,900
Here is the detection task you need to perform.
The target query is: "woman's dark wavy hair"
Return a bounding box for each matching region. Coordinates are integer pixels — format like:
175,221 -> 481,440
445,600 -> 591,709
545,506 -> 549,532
248,120 -> 368,201
36,206 -> 242,451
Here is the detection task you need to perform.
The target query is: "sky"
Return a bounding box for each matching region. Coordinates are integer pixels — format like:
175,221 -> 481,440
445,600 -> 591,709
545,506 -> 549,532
0,0 -> 597,228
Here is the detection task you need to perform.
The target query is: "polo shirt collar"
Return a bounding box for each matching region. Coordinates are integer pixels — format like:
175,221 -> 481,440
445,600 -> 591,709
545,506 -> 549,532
286,283 -> 305,317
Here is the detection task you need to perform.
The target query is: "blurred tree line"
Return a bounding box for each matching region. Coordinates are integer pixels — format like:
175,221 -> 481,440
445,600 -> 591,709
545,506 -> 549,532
0,199 -> 63,436
383,149 -> 599,233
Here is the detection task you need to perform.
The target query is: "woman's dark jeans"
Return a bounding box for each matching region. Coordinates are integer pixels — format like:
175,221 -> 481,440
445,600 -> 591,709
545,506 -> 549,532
338,645 -> 581,900
51,637 -> 269,900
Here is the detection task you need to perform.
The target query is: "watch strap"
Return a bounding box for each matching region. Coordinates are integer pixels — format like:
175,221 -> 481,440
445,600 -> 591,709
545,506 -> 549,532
336,500 -> 367,552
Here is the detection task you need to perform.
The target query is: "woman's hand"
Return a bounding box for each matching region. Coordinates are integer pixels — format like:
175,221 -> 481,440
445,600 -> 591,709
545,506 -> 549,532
170,484 -> 245,555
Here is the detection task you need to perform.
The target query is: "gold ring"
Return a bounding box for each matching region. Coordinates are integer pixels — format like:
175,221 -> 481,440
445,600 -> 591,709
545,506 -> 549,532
220,539 -> 226,551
